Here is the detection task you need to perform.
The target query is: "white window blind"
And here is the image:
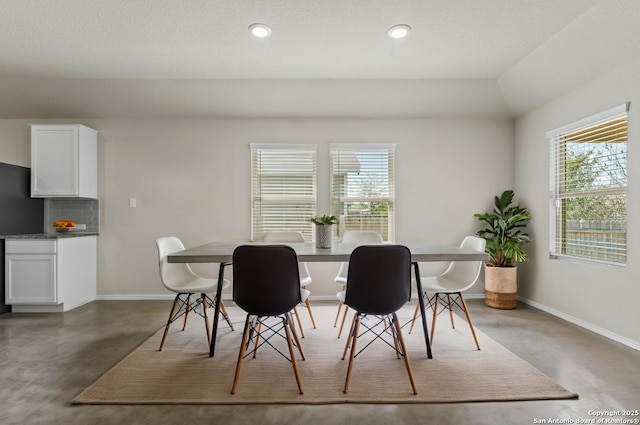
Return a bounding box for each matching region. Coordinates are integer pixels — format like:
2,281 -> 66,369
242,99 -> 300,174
330,144 -> 395,241
548,103 -> 629,264
251,144 -> 317,241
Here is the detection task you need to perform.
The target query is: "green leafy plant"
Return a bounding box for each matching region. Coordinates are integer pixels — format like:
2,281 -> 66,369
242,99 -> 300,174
310,214 -> 338,226
474,190 -> 531,267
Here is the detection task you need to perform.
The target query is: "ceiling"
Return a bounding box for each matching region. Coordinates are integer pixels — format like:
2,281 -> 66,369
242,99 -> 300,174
0,0 -> 638,120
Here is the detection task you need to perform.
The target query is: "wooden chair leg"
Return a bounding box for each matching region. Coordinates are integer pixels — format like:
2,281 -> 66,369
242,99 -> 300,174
333,285 -> 345,327
159,296 -> 179,351
293,307 -> 305,338
182,294 -> 191,330
389,314 -> 401,359
284,317 -> 304,394
304,298 -> 317,329
253,318 -> 262,358
458,294 -> 481,350
333,302 -> 343,327
430,293 -> 439,345
230,316 -> 252,394
408,301 -> 421,334
447,294 -> 456,329
201,294 -> 211,346
343,314 -> 361,394
219,300 -> 234,330
287,312 -> 306,360
341,312 -> 357,359
393,313 -> 418,395
337,305 -> 350,338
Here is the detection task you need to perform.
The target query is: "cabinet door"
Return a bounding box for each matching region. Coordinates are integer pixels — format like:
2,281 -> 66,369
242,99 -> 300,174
31,126 -> 79,196
5,254 -> 58,304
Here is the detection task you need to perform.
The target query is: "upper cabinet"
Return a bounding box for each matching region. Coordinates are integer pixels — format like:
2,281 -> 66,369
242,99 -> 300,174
30,124 -> 98,199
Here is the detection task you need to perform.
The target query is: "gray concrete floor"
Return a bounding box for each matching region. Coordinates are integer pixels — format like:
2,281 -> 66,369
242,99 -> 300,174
1,299 -> 638,425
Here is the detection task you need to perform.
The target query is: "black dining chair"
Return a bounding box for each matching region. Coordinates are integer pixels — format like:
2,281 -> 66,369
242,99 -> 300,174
339,244 -> 417,394
230,245 -> 305,395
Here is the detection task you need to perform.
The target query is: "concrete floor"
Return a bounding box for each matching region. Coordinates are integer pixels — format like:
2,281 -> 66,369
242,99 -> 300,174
1,299 -> 638,425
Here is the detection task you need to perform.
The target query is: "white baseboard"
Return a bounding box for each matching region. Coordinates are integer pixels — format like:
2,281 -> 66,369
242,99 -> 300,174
97,294 -> 176,301
463,293 -> 639,351
517,296 -> 640,352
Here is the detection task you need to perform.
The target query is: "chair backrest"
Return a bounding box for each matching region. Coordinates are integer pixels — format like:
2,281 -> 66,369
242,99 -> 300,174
233,245 -> 302,316
335,231 -> 384,281
341,230 -> 384,244
262,231 -> 305,243
345,245 -> 412,315
155,236 -> 197,292
263,231 -> 311,282
441,236 -> 486,291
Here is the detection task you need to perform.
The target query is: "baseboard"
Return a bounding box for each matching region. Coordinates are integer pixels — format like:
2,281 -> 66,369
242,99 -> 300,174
97,294 -> 176,301
517,296 -> 640,352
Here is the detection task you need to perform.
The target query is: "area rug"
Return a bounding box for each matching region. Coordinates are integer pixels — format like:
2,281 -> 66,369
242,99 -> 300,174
73,305 -> 578,405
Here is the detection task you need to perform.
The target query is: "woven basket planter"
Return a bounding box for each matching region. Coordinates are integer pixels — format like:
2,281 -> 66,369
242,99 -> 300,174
484,264 -> 518,309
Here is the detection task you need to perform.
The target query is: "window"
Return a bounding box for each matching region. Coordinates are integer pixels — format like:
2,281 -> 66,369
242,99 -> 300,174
251,144 -> 317,241
330,144 -> 395,241
548,103 -> 629,264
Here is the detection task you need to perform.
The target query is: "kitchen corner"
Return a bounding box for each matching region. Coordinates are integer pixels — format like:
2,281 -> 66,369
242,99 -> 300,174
1,124 -> 100,314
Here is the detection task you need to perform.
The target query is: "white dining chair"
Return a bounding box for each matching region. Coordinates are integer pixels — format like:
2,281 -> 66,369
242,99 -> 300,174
262,231 -> 317,336
408,235 -> 486,350
155,236 -> 233,351
333,230 -> 384,337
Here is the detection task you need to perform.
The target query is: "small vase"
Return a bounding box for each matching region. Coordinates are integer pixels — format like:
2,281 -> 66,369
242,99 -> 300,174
315,225 -> 333,248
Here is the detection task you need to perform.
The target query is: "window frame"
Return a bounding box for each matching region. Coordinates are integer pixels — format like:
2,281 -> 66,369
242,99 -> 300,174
547,103 -> 629,265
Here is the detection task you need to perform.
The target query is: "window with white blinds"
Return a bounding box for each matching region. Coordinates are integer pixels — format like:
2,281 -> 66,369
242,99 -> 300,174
250,144 -> 317,241
330,144 -> 395,241
548,103 -> 629,264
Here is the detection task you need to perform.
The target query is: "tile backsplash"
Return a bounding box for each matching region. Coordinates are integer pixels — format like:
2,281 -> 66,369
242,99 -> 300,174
44,199 -> 100,232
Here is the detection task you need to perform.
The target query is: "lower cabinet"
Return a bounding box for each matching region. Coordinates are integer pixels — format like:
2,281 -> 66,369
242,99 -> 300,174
5,236 -> 97,312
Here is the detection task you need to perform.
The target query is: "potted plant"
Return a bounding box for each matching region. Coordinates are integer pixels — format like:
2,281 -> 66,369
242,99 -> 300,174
474,190 -> 531,309
311,214 -> 337,248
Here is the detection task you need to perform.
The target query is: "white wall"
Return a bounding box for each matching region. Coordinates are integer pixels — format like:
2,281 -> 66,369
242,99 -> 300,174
0,117 -> 513,299
514,59 -> 640,348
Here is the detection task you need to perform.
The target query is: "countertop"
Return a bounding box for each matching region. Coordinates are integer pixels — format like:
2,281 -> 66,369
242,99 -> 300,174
0,232 -> 99,239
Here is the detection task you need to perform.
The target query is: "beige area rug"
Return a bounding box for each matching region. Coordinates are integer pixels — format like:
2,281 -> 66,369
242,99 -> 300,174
73,305 -> 578,405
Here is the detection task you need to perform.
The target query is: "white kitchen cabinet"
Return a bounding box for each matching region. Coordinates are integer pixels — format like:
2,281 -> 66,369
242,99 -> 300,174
5,236 -> 97,312
30,124 -> 98,199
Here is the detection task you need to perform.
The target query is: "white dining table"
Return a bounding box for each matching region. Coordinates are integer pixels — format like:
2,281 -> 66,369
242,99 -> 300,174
167,240 -> 488,358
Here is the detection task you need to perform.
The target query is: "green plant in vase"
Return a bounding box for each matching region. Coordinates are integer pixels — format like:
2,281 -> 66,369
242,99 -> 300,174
311,215 -> 337,248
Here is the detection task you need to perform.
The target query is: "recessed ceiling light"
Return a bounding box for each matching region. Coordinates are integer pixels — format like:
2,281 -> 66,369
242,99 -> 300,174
387,24 -> 411,39
249,23 -> 272,38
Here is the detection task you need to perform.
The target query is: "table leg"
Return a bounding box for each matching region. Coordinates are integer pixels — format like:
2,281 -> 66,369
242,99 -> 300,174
209,262 -> 230,358
412,262 -> 433,359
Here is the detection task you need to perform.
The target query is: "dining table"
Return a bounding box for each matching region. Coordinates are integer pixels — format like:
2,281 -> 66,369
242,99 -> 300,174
167,240 -> 489,359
